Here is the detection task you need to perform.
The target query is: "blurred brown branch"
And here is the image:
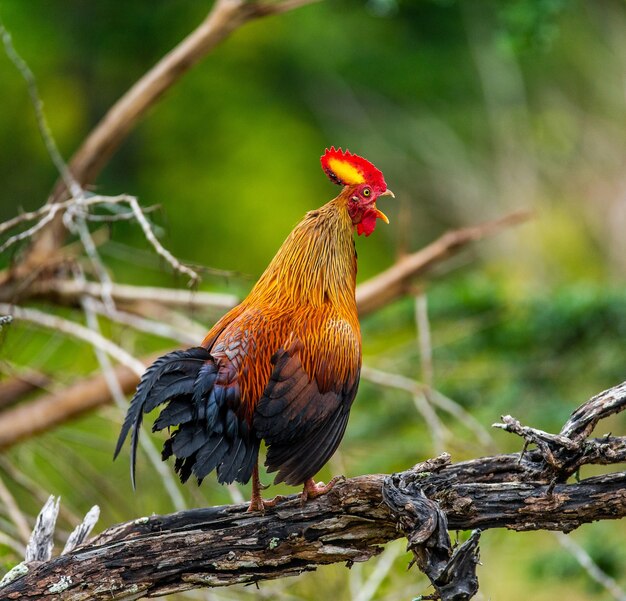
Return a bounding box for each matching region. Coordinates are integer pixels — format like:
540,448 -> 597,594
356,209 -> 532,315
2,379 -> 626,600
0,370 -> 49,410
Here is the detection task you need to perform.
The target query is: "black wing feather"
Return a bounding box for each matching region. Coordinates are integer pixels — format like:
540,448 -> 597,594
269,409 -> 350,485
254,340 -> 360,486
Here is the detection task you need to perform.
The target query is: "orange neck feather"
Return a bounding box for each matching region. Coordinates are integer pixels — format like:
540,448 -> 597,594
246,193 -> 357,312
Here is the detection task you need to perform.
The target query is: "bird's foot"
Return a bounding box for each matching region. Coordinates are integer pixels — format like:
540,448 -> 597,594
247,493 -> 287,514
300,475 -> 345,505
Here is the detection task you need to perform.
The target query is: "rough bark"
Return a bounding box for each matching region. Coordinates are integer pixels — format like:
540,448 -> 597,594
2,444 -> 626,598
2,379 -> 624,600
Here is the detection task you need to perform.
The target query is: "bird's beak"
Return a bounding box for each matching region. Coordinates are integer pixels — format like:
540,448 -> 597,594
374,189 -> 394,224
374,208 -> 389,224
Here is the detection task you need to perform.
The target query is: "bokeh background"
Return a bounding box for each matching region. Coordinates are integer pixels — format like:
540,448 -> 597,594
1,0 -> 626,599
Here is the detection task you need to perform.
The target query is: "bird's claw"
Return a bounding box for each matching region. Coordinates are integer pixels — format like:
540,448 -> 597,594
247,494 -> 287,514
300,475 -> 345,505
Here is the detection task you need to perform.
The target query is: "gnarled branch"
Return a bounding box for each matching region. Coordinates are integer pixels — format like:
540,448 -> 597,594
2,380 -> 626,600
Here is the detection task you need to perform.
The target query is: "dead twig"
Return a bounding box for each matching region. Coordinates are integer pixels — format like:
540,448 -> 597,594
75,266 -> 186,511
0,370 -> 50,410
361,365 -> 493,450
0,475 -> 31,544
28,279 -> 238,312
493,381 -> 626,481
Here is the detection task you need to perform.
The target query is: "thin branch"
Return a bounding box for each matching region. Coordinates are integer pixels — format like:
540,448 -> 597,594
0,195 -> 120,245
0,21 -> 80,198
0,303 -> 145,377
0,475 -> 31,544
353,542 -> 404,601
0,359 -> 150,450
123,195 -> 200,285
28,278 -> 238,311
0,369 -> 50,409
70,215 -> 116,312
0,199 -> 76,238
413,389 -> 448,455
0,457 -> 82,526
361,366 -> 493,449
415,291 -> 433,388
0,532 -> 25,557
76,268 -> 185,512
555,533 -> 626,601
411,291 -> 446,453
90,299 -> 201,345
428,388 -> 494,449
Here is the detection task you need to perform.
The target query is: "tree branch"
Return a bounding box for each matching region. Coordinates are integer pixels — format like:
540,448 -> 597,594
1,380 -> 625,600
11,0 -> 319,279
0,210 -> 532,449
355,209 -> 532,316
28,279 -> 239,313
0,357 -> 158,450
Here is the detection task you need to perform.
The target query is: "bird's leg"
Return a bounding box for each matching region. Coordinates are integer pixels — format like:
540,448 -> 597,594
248,463 -> 265,512
300,475 -> 345,505
247,463 -> 286,513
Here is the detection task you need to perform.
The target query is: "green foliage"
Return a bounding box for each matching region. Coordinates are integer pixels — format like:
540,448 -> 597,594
497,0 -> 570,51
0,0 -> 625,599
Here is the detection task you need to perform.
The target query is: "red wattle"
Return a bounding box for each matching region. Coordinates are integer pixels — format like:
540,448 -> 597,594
357,209 -> 379,237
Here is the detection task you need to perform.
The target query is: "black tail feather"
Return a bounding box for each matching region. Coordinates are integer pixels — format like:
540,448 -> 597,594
115,345 -> 258,488
152,397 -> 193,432
114,347 -> 210,486
193,435 -> 229,480
171,424 -> 209,458
217,417 -> 259,484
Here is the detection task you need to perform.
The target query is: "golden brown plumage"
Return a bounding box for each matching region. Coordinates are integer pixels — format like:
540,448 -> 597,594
115,148 -> 393,511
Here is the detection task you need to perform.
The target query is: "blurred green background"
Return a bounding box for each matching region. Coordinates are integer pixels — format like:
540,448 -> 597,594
1,0 -> 626,599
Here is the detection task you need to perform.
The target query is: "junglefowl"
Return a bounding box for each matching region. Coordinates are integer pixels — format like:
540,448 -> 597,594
115,147 -> 393,511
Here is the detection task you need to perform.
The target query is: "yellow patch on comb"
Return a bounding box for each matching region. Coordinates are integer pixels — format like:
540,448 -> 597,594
321,147 -> 385,189
327,157 -> 366,186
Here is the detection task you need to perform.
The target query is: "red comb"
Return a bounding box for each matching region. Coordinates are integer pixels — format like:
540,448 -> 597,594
320,147 -> 386,192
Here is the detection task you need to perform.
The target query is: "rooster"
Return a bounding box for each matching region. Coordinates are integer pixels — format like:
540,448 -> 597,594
115,148 -> 393,511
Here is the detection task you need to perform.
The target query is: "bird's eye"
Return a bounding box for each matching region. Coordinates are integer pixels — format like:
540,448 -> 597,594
362,188 -> 371,197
